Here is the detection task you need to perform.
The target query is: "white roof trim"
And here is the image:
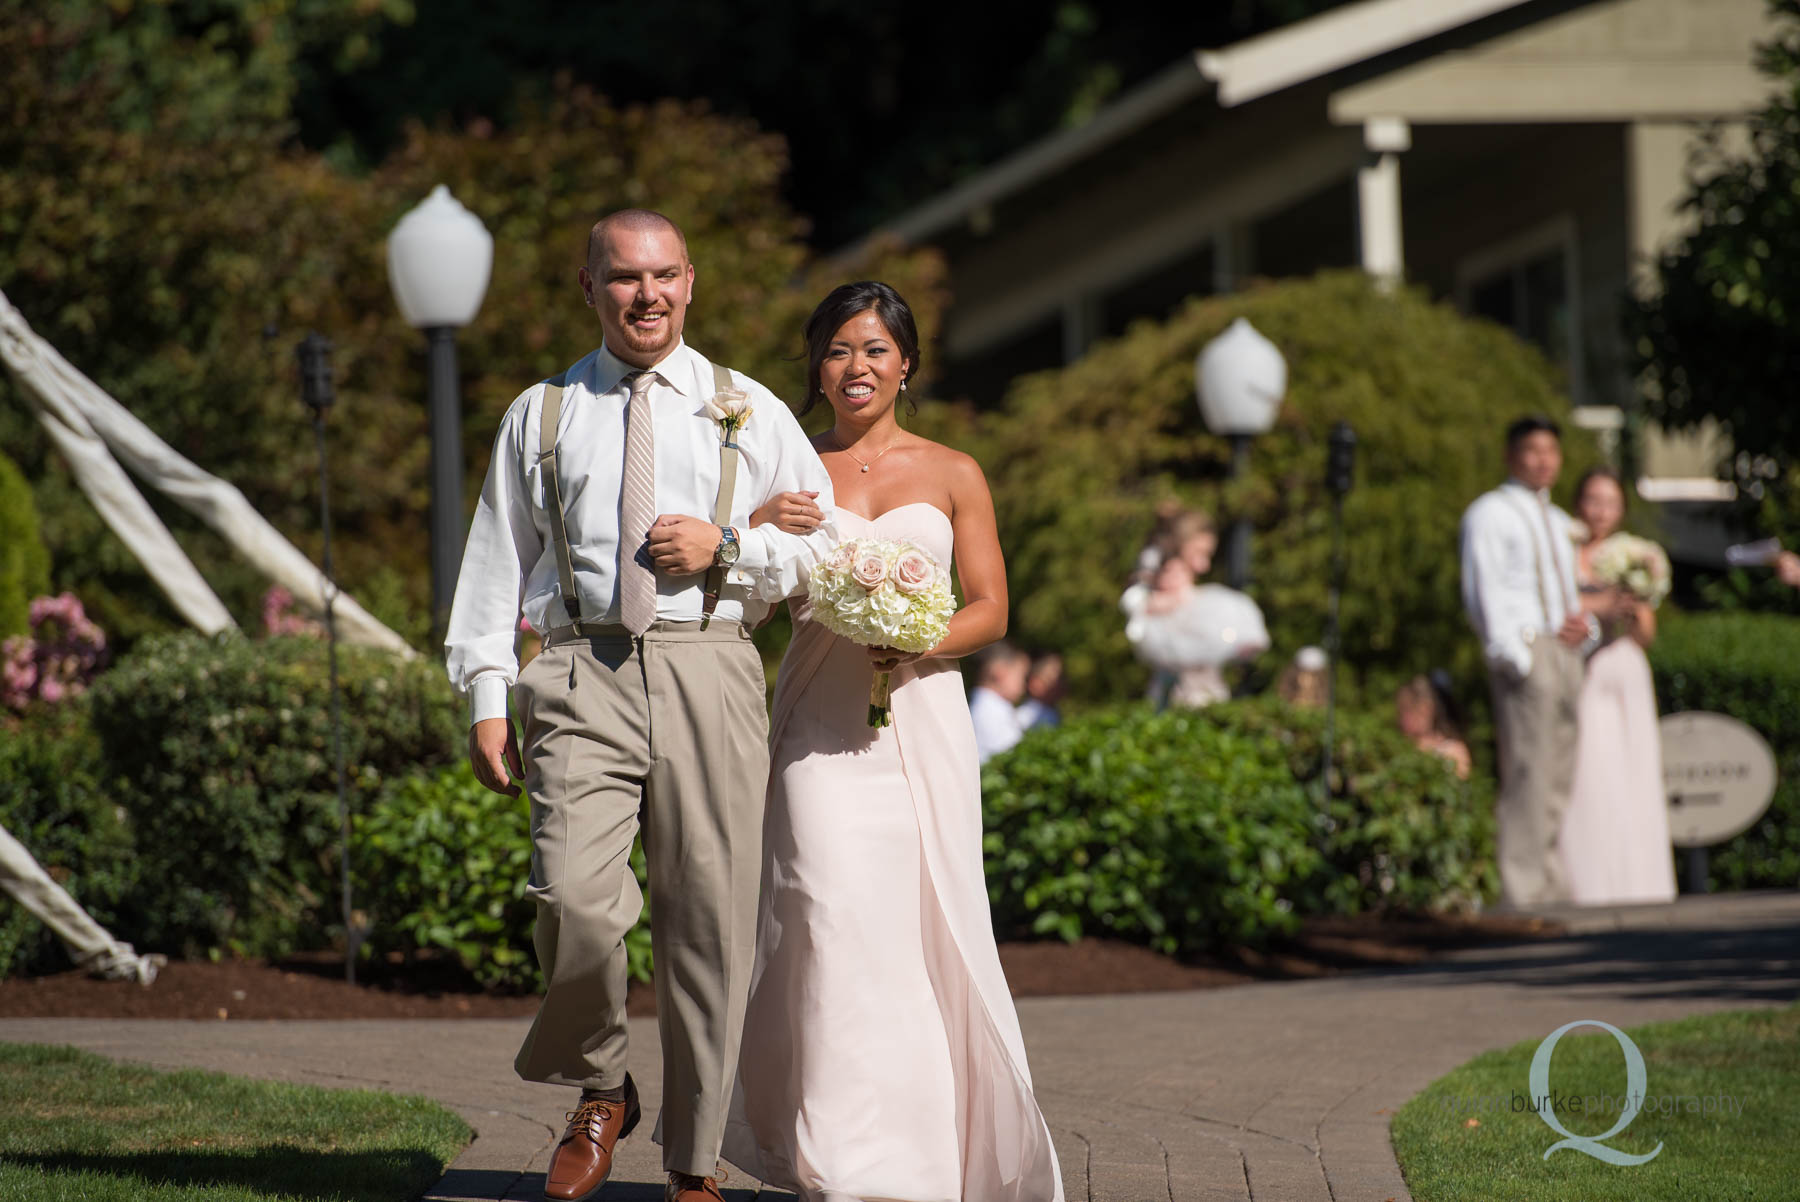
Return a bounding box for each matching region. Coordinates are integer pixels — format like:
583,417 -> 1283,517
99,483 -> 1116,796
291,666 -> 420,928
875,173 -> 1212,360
834,0 -> 1540,257
1198,0 -> 1532,107
834,54 -> 1212,258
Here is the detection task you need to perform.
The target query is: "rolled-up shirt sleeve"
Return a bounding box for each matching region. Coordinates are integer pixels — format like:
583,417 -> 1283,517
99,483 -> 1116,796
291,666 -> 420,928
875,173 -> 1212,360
445,388 -> 544,725
1461,499 -> 1535,680
728,380 -> 838,600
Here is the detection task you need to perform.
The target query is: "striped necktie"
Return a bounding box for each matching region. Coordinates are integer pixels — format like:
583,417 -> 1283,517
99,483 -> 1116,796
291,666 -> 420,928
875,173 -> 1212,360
619,371 -> 659,635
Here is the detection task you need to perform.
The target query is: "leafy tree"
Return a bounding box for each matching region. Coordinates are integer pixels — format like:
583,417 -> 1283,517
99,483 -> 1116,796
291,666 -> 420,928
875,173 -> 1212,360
1633,0 -> 1800,552
296,1 -> 1359,245
2,6 -> 942,651
0,450 -> 50,638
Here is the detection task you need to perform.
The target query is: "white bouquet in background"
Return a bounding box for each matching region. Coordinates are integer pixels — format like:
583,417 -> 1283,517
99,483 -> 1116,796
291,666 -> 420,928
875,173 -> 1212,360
1590,533 -> 1671,608
808,537 -> 956,726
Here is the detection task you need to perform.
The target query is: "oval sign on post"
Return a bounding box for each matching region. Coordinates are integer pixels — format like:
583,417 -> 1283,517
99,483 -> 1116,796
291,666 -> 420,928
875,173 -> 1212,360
1660,711 -> 1778,849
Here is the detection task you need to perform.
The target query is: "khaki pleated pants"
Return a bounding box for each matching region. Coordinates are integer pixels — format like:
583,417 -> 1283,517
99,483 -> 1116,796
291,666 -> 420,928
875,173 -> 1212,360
1490,639 -> 1585,907
511,619 -> 768,1175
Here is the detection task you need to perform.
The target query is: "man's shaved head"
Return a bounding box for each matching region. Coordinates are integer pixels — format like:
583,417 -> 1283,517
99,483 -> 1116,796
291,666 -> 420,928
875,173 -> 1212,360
587,209 -> 688,273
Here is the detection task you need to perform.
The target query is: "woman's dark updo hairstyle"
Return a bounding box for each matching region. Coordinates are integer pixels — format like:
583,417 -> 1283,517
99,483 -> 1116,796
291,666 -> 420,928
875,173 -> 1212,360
800,281 -> 921,418
1573,465 -> 1628,517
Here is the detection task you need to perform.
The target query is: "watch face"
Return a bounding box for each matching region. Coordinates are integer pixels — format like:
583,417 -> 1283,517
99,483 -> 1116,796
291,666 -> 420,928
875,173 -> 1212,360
717,533 -> 741,566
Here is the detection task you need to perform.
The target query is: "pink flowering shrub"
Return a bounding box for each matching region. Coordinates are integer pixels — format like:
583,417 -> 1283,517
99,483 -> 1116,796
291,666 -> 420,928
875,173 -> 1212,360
1,593 -> 109,711
261,586 -> 325,639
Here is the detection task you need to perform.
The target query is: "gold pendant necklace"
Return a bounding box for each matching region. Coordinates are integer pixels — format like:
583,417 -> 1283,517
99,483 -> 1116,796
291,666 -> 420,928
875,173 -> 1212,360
837,433 -> 899,474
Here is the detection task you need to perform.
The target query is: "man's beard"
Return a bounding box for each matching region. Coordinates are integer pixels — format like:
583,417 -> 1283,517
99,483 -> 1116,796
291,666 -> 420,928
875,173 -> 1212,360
618,310 -> 677,354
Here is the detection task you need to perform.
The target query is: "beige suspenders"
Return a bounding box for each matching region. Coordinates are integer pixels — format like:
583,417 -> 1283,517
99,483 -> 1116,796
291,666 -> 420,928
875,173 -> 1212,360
701,360 -> 740,624
535,361 -> 741,628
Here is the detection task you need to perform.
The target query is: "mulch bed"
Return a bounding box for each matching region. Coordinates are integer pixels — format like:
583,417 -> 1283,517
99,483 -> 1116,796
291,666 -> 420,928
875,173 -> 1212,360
0,911 -> 1563,1022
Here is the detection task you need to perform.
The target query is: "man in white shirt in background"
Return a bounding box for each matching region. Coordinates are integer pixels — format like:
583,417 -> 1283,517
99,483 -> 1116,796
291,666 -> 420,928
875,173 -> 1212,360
445,209 -> 836,1202
1460,415 -> 1599,909
969,641 -> 1031,763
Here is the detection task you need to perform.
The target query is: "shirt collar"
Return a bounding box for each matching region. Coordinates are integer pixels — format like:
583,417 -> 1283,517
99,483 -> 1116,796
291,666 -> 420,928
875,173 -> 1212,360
591,339 -> 698,398
1502,477 -> 1550,502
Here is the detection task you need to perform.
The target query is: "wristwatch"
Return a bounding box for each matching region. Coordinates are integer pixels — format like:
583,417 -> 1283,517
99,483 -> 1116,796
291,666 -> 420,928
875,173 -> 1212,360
713,525 -> 741,568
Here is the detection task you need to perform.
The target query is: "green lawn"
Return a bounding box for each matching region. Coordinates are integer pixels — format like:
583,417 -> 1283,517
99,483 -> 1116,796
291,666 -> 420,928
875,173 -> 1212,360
1393,1003 -> 1800,1201
0,1043 -> 471,1201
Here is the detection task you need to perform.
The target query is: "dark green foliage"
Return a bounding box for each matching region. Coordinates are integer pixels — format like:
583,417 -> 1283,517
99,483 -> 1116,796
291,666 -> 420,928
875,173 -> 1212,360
0,704 -> 135,978
1200,696 -> 1497,913
1650,611 -> 1800,890
980,698 -> 1496,956
355,760 -> 655,991
1633,2 -> 1800,559
981,707 -> 1320,952
968,271 -> 1594,704
0,450 -> 50,639
86,633 -> 462,956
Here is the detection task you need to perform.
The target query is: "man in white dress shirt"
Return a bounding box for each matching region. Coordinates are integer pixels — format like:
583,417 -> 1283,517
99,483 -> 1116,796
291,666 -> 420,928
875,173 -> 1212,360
1460,415 -> 1599,908
445,210 -> 836,1202
969,641 -> 1030,763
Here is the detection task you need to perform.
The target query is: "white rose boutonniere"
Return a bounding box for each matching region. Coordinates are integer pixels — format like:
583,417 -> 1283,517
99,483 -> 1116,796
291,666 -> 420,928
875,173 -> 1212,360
703,384 -> 754,444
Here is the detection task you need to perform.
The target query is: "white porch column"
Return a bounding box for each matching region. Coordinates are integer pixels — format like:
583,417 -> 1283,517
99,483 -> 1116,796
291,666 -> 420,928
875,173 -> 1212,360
1357,116 -> 1410,288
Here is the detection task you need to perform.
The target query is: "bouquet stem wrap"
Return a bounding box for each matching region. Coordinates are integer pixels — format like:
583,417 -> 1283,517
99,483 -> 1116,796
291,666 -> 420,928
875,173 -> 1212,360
869,669 -> 894,727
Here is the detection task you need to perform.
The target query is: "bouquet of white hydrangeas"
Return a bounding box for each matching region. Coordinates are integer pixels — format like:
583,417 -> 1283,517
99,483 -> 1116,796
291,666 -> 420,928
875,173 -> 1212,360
1590,533 -> 1671,608
807,537 -> 957,726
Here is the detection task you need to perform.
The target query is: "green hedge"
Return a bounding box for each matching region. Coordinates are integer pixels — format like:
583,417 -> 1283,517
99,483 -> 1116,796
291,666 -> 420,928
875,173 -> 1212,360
86,632 -> 462,957
980,698 -> 1495,956
0,449 -> 50,639
1651,611 -> 1800,890
355,760 -> 655,991
0,704 -> 135,977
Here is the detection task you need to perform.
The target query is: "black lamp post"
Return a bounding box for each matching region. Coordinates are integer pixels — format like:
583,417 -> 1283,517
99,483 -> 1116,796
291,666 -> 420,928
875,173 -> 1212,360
386,185 -> 494,644
296,332 -> 357,984
1320,421 -> 1357,798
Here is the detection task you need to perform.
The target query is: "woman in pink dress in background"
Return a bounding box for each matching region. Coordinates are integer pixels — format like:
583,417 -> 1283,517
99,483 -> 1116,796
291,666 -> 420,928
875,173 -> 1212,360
719,281 -> 1063,1202
1559,468 -> 1677,905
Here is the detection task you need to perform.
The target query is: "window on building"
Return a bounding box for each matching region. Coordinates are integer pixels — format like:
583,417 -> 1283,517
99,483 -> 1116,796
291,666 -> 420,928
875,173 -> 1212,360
1456,217 -> 1582,402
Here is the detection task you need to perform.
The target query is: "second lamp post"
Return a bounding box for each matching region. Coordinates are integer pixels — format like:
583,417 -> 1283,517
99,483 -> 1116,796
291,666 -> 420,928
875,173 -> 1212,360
387,185 -> 494,643
1196,317 -> 1287,590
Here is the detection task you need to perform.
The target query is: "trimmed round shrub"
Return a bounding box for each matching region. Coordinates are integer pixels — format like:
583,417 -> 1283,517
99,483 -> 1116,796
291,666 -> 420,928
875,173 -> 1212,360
358,760 -> 654,990
1651,611 -> 1800,890
980,698 -> 1495,956
981,707 -> 1322,953
963,270 -> 1596,704
87,632 -> 462,956
0,702 -> 135,977
0,449 -> 50,639
1200,696 -> 1497,913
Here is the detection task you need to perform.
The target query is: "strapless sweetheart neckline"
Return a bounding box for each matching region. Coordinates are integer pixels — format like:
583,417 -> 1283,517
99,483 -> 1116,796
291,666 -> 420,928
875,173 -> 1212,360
838,500 -> 952,525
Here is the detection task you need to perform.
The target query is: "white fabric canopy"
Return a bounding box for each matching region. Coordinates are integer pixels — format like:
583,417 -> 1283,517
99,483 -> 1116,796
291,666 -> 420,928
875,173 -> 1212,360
0,289 -> 415,658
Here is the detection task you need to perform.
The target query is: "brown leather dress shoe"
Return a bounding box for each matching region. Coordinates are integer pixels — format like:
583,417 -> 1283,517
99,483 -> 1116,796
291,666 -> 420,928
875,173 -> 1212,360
665,1168 -> 728,1201
543,1075 -> 641,1201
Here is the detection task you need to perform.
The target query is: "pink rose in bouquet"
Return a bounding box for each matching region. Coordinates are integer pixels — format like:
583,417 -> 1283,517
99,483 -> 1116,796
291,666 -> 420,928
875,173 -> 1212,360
851,550 -> 889,591
892,548 -> 937,596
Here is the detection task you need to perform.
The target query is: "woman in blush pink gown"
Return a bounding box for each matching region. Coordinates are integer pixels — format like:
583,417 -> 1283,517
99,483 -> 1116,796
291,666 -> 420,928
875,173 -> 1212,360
1559,468 -> 1676,906
718,282 -> 1063,1202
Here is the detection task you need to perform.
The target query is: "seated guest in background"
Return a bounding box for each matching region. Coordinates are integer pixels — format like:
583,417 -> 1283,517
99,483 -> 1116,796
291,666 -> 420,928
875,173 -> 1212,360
1276,646 -> 1330,709
969,641 -> 1030,764
1395,671 -> 1473,780
1016,652 -> 1065,730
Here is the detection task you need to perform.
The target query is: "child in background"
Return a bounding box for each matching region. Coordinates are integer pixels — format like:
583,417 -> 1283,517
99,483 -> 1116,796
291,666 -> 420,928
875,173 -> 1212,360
1396,671 -> 1472,780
